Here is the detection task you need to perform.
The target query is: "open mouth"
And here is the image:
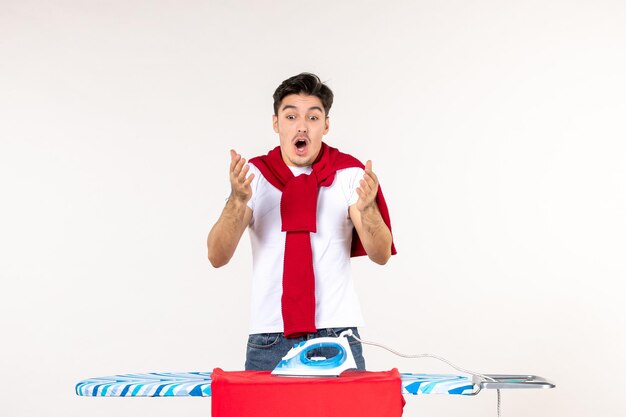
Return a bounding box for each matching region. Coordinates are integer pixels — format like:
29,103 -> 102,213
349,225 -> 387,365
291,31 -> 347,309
295,139 -> 307,150
294,138 -> 309,156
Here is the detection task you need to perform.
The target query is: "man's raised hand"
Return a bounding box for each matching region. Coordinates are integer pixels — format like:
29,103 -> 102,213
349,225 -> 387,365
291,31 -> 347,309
229,149 -> 254,203
355,160 -> 379,212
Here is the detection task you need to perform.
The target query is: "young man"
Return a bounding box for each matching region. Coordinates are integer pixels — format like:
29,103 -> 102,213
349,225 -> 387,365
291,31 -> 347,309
207,73 -> 396,370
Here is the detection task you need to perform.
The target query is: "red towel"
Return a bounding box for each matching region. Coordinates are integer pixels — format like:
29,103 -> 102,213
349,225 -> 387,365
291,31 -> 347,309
211,368 -> 405,417
249,144 -> 396,338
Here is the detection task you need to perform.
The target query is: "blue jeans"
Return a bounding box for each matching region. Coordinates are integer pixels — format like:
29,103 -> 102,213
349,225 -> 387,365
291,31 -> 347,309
245,327 -> 366,371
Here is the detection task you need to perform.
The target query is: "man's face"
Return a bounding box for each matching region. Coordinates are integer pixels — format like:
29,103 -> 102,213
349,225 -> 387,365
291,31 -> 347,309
273,93 -> 329,167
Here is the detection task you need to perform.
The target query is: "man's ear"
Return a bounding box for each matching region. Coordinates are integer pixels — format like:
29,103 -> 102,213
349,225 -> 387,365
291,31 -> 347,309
323,116 -> 330,135
272,114 -> 279,133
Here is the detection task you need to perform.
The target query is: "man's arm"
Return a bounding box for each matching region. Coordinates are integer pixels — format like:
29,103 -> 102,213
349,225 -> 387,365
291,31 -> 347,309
207,150 -> 254,268
349,160 -> 393,265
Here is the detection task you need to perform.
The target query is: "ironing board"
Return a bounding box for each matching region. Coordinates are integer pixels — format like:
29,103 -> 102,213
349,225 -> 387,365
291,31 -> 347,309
75,370 -> 553,397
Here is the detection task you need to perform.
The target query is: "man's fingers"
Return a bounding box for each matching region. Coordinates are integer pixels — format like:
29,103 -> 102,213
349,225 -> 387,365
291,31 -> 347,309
359,179 -> 370,193
230,149 -> 241,172
359,177 -> 378,200
357,161 -> 380,211
359,180 -> 376,200
356,186 -> 375,207
243,173 -> 255,187
232,157 -> 246,178
364,159 -> 378,185
363,172 -> 378,188
238,163 -> 250,181
227,149 -> 253,202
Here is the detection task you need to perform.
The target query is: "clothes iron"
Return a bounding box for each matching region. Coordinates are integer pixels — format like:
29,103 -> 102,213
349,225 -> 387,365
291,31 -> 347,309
271,332 -> 357,377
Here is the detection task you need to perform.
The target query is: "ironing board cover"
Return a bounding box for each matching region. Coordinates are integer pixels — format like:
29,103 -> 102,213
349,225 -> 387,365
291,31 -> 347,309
400,372 -> 474,395
75,371 -> 475,397
75,372 -> 213,397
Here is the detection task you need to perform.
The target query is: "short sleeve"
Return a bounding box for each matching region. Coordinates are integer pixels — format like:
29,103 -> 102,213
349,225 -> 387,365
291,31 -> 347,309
340,167 -> 365,207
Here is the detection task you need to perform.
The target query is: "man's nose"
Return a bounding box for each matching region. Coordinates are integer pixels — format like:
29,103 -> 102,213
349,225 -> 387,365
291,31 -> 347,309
297,121 -> 308,133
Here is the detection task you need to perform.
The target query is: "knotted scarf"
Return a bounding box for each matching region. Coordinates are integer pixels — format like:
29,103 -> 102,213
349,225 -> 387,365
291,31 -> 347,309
249,143 -> 396,338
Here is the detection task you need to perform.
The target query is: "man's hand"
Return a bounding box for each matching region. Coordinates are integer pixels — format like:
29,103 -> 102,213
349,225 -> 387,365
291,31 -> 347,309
207,150 -> 254,268
349,159 -> 392,265
229,149 -> 254,204
355,160 -> 379,213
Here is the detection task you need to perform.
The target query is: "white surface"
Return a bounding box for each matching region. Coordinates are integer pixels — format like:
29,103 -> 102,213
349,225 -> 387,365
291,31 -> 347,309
1,1 -> 624,416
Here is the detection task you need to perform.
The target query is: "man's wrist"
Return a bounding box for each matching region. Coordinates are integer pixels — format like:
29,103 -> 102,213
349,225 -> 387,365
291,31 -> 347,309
227,193 -> 249,208
359,202 -> 378,215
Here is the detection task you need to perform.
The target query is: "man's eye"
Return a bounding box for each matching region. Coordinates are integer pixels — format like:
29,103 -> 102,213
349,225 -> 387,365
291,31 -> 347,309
309,116 -> 319,121
286,115 -> 296,120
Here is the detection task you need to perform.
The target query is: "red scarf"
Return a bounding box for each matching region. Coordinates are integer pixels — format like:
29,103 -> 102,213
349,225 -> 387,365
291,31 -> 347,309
249,143 -> 396,338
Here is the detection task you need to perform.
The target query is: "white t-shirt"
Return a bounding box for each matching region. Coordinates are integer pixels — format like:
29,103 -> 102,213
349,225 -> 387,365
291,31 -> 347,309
246,163 -> 366,334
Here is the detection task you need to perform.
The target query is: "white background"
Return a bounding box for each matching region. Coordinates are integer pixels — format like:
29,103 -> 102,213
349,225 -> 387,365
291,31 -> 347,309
1,1 -> 625,416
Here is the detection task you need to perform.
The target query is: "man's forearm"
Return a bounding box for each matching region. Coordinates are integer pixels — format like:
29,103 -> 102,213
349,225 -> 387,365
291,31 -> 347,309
207,197 -> 249,268
358,204 -> 393,265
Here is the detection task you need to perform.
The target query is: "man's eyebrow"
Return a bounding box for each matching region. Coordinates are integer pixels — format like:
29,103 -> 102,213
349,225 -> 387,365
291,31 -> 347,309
280,105 -> 324,113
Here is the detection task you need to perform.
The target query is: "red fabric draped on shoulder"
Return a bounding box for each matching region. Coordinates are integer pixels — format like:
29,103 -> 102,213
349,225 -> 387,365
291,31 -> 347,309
249,143 -> 396,337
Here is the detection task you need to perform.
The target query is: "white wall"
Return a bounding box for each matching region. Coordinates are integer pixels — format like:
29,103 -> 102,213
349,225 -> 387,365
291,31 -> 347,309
1,1 -> 625,416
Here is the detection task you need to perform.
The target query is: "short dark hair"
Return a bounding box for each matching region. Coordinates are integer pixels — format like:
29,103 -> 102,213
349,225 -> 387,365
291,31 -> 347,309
273,73 -> 334,116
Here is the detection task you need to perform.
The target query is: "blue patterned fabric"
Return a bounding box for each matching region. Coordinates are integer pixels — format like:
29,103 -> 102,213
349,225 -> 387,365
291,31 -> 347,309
76,371 -> 475,397
75,372 -> 213,397
401,373 -> 475,395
